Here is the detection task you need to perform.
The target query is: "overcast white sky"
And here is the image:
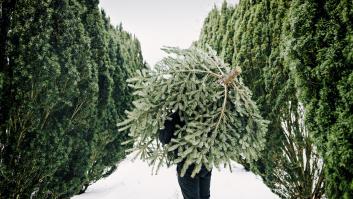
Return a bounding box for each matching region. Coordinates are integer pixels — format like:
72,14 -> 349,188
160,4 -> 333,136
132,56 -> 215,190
99,0 -> 239,66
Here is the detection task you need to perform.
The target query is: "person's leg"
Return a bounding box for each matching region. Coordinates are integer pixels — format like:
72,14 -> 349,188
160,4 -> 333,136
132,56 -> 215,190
199,166 -> 212,199
177,164 -> 200,199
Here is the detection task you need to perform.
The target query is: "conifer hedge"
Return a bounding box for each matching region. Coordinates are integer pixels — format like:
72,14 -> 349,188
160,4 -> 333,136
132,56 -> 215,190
0,0 -> 144,198
198,0 -> 352,198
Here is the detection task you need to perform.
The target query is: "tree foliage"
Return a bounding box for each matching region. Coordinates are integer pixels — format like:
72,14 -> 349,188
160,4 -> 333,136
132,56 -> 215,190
197,1 -> 329,198
118,46 -> 268,178
0,0 -> 144,198
283,0 -> 353,198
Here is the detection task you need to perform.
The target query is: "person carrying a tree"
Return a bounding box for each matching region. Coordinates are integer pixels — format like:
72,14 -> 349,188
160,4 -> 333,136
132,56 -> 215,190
159,108 -> 212,199
118,46 -> 269,199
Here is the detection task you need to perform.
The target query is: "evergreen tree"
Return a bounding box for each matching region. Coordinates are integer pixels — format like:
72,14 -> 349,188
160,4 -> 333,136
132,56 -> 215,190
197,1 -> 325,198
118,46 -> 268,177
220,8 -> 236,64
0,0 -> 144,198
84,11 -> 144,186
1,0 -> 76,197
284,0 -> 353,198
204,7 -> 221,53
43,0 -> 99,197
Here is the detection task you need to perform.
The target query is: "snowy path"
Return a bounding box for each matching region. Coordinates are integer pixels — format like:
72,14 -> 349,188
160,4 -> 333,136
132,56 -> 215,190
72,153 -> 279,199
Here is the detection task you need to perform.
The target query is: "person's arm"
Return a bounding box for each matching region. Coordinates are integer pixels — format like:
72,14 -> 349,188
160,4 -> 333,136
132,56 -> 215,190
158,110 -> 185,145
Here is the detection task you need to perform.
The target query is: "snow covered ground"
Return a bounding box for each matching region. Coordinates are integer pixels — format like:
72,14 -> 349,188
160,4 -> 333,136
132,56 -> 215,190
72,153 -> 279,199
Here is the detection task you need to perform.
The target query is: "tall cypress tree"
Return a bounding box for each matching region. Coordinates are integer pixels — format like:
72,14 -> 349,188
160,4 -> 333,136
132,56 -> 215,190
0,0 -> 145,198
1,1 -> 58,197
199,0 -> 353,197
84,11 -> 144,186
0,0 -> 79,197
40,0 -> 99,197
198,1 -> 326,198
284,0 -> 353,198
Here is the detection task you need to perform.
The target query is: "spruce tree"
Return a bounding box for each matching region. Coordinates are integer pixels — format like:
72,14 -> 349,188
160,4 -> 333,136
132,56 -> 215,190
118,46 -> 268,177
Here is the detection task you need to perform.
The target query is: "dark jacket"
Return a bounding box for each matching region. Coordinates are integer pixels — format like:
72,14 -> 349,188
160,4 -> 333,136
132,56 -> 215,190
158,110 -> 185,167
159,110 -> 185,145
158,110 -> 211,176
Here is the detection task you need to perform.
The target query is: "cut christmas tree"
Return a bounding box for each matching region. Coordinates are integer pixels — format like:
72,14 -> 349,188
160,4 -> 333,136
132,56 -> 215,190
118,46 -> 269,177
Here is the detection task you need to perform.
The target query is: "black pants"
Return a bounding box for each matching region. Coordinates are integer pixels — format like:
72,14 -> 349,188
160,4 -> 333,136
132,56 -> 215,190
177,163 -> 212,199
